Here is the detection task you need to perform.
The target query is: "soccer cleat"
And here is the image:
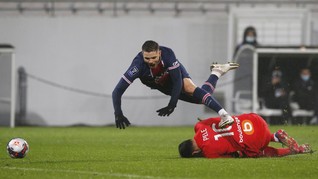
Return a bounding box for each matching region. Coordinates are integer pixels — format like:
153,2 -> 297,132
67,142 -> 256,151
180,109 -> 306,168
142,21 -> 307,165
210,62 -> 239,77
275,129 -> 299,153
298,144 -> 313,154
219,114 -> 234,128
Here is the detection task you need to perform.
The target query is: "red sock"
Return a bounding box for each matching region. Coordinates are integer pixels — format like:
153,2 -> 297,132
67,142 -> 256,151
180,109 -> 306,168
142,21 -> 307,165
262,146 -> 291,157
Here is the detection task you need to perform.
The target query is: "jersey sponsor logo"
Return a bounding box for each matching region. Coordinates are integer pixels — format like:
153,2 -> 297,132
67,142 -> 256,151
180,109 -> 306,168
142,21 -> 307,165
128,66 -> 139,77
235,117 -> 244,143
241,120 -> 254,135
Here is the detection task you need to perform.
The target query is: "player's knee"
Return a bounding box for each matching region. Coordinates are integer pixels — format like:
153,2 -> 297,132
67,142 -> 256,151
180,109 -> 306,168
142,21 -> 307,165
183,80 -> 196,94
183,86 -> 194,94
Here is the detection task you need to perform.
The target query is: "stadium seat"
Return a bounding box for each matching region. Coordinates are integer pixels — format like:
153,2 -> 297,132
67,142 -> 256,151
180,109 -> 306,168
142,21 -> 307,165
232,90 -> 283,124
290,102 -> 314,117
256,99 -> 283,124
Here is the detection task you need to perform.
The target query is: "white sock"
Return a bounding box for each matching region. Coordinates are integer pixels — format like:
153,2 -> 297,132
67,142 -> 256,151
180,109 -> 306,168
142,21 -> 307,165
218,109 -> 228,116
211,70 -> 221,78
273,134 -> 280,142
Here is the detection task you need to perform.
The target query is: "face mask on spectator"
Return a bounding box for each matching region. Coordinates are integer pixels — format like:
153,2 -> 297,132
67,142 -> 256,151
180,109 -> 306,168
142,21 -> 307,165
301,74 -> 310,81
245,36 -> 255,43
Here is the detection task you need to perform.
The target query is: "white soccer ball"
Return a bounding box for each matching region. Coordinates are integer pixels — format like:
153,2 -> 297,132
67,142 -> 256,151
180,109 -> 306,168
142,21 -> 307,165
7,138 -> 29,158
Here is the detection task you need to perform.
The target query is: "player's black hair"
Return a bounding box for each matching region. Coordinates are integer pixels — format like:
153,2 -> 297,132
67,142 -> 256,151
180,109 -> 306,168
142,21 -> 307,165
142,40 -> 159,52
178,139 -> 194,158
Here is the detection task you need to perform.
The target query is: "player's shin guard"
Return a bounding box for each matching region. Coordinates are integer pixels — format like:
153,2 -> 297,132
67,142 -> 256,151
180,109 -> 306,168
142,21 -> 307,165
193,87 -> 222,113
201,75 -> 218,94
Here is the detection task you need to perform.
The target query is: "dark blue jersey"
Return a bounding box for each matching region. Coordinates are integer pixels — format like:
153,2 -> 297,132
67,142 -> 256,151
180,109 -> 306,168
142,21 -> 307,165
122,46 -> 184,86
112,46 -> 190,116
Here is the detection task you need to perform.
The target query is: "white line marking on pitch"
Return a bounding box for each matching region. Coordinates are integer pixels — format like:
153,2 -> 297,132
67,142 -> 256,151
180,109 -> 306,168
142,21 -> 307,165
1,166 -> 164,179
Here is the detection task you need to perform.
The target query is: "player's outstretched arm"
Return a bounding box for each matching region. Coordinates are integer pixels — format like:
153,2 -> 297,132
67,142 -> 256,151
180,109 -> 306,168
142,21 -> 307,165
156,69 -> 182,117
112,78 -> 131,129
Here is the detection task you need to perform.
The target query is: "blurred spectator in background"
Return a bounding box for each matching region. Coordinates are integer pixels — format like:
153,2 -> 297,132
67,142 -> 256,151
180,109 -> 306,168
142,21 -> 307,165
234,26 -> 258,57
262,68 -> 292,124
293,68 -> 318,124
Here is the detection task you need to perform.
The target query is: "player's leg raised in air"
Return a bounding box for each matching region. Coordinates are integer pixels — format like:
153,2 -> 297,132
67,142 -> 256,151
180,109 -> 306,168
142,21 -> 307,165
183,62 -> 239,128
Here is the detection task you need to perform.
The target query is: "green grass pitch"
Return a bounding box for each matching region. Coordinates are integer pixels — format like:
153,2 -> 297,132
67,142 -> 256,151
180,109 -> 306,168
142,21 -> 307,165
0,125 -> 318,179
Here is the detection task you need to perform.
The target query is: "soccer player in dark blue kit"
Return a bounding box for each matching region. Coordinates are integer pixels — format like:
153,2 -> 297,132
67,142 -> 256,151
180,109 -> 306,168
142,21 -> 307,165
112,40 -> 239,129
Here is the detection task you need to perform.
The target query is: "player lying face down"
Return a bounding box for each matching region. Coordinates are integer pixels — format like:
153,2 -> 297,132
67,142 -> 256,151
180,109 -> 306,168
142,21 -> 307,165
178,113 -> 313,158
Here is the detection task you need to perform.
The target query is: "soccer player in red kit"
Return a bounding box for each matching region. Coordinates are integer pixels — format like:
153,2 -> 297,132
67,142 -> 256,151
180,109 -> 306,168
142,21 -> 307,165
178,113 -> 312,158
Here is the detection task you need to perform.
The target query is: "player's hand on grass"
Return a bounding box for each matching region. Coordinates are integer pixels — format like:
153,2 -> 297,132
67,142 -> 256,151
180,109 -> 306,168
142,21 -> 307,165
115,114 -> 131,129
156,105 -> 175,116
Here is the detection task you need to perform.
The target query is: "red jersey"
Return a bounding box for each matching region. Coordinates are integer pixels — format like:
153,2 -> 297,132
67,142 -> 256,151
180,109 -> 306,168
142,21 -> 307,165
194,113 -> 272,158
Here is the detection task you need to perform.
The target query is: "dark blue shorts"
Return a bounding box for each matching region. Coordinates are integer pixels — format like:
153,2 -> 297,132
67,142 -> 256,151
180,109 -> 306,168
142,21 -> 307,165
179,63 -> 191,79
155,64 -> 200,104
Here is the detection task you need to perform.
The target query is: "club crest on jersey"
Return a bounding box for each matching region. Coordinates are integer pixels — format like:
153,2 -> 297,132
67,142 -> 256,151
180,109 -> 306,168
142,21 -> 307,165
128,66 -> 139,77
241,120 -> 254,135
